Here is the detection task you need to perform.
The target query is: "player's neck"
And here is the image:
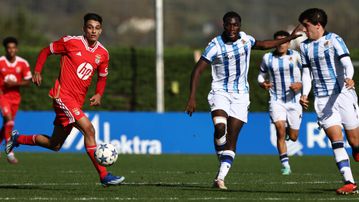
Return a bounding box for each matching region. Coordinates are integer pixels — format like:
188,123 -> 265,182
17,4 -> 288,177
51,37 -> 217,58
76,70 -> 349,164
84,37 -> 97,48
5,55 -> 16,63
313,29 -> 326,41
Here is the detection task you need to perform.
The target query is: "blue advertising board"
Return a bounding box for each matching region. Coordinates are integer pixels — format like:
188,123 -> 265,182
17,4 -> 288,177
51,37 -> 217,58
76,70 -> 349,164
8,111 -> 351,155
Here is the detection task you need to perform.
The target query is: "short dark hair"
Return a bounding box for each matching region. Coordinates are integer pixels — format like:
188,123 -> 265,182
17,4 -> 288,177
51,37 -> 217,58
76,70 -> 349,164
223,11 -> 241,24
83,13 -> 103,26
273,30 -> 290,39
3,36 -> 18,47
298,8 -> 327,27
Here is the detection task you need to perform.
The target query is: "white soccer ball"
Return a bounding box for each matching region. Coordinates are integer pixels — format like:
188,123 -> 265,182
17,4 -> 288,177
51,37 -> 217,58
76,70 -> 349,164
94,143 -> 118,167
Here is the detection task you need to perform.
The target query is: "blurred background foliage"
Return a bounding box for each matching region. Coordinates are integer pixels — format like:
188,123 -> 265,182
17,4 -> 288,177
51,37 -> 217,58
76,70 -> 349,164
0,0 -> 358,112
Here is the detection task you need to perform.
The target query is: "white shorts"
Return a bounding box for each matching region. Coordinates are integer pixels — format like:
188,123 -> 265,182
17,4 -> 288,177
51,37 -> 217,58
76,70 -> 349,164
207,90 -> 250,122
314,89 -> 359,130
269,99 -> 302,130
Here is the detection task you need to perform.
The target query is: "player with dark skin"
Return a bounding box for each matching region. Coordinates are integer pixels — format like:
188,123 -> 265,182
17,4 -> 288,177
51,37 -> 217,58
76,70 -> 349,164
186,15 -> 302,154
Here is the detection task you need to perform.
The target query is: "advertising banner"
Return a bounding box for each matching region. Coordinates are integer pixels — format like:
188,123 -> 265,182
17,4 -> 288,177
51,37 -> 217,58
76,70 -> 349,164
10,111 -> 350,155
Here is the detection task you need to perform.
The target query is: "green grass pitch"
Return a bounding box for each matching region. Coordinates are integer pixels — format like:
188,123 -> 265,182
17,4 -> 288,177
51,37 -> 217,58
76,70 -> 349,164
0,153 -> 358,201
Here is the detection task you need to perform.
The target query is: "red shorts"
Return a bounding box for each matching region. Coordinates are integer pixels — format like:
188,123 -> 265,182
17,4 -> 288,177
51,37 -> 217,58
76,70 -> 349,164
0,98 -> 19,118
53,97 -> 85,127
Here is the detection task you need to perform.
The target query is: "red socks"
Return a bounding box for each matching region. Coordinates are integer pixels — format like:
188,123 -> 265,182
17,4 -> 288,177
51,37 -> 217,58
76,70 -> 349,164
17,135 -> 37,145
86,145 -> 108,180
4,121 -> 14,143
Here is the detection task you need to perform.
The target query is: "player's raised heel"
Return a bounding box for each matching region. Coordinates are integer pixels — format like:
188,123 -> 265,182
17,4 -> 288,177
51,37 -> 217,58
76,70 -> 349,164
212,179 -> 227,190
5,130 -> 20,154
7,152 -> 18,164
336,182 -> 359,195
281,167 -> 291,175
101,173 -> 125,187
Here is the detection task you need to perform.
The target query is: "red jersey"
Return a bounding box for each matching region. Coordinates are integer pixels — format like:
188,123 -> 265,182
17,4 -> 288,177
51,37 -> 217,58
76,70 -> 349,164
0,56 -> 32,104
48,35 -> 109,105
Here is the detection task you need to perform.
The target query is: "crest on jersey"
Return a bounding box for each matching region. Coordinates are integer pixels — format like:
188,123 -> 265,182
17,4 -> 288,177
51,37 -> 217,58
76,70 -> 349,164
77,62 -> 93,80
324,41 -> 330,47
16,66 -> 21,73
72,108 -> 80,116
95,54 -> 101,65
289,57 -> 293,61
241,39 -> 246,44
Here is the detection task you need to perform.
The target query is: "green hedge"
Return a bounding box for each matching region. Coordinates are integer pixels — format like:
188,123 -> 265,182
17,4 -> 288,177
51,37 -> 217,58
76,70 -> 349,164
13,47 -> 359,112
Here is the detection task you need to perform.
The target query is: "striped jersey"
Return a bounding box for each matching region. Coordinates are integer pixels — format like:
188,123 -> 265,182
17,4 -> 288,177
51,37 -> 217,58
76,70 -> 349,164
201,32 -> 256,93
300,32 -> 349,97
260,49 -> 302,103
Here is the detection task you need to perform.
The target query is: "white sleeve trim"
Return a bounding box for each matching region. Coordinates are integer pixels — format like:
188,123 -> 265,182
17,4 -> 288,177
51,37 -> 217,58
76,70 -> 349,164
340,56 -> 354,79
302,68 -> 312,96
49,42 -> 55,54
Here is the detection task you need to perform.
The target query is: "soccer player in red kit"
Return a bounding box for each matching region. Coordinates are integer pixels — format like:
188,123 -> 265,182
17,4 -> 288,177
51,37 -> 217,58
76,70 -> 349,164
5,13 -> 124,186
0,37 -> 32,164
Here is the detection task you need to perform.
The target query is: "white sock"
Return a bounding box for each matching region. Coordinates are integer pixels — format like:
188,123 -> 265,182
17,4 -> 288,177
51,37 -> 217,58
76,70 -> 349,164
332,141 -> 355,183
216,150 -> 235,180
217,162 -> 231,181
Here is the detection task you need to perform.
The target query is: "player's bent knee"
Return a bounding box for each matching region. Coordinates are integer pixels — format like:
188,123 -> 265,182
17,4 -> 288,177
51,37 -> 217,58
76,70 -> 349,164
213,116 -> 227,145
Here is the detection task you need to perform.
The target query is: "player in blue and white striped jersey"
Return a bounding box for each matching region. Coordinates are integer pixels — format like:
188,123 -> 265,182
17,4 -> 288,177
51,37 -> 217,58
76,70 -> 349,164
185,11 -> 302,190
298,8 -> 359,195
257,30 -> 302,176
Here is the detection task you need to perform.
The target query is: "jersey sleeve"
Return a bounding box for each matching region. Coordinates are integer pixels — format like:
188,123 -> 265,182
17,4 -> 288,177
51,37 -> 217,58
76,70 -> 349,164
332,35 -> 350,59
98,52 -> 109,77
49,36 -> 71,54
259,54 -> 268,73
300,43 -> 310,68
294,51 -> 302,69
201,40 -> 217,63
294,52 -> 302,82
247,34 -> 256,47
22,60 -> 32,80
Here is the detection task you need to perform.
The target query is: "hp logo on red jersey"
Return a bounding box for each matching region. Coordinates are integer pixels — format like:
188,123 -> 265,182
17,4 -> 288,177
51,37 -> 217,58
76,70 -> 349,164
4,74 -> 17,82
77,63 -> 93,80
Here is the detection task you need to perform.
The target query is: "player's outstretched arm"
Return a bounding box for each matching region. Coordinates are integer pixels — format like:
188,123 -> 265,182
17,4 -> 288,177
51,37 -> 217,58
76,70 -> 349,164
33,47 -> 52,86
253,24 -> 303,50
185,59 -> 209,116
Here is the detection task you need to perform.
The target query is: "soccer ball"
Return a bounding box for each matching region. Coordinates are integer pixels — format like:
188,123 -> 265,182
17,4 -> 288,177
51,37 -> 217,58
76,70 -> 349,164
94,143 -> 118,167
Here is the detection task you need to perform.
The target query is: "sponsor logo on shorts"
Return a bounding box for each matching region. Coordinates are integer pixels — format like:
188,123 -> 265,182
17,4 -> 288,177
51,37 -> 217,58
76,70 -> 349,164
72,108 -> 80,116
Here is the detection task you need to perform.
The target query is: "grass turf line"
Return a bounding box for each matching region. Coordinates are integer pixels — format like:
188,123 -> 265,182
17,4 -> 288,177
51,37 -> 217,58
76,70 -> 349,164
0,153 -> 358,201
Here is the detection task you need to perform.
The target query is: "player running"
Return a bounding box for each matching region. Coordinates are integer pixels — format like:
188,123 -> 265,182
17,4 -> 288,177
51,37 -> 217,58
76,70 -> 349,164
257,30 -> 302,175
185,11 -> 302,190
298,8 -> 359,194
5,13 -> 124,186
0,37 -> 32,164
